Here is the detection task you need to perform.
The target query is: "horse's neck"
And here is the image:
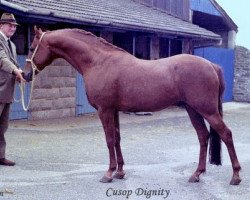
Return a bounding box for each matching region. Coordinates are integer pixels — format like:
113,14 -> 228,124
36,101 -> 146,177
49,33 -> 132,75
50,37 -> 97,75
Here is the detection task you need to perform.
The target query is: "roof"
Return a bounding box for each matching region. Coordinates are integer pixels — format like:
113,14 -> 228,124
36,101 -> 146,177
190,0 -> 237,32
210,0 -> 238,32
0,0 -> 221,40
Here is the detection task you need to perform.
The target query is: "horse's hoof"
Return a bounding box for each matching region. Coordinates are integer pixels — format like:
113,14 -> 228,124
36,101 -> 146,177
113,171 -> 125,179
230,177 -> 241,185
99,175 -> 113,183
188,175 -> 200,183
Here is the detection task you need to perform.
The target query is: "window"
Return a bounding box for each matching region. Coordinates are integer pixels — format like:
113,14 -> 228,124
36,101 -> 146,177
160,38 -> 182,58
159,38 -> 170,58
12,24 -> 29,55
113,32 -> 133,54
170,39 -> 182,56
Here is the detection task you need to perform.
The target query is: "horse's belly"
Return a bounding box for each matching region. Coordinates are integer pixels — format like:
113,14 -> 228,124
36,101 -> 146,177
118,88 -> 179,112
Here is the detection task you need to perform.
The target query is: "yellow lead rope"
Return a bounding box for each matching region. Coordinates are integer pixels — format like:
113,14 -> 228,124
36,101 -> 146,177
19,32 -> 46,111
19,66 -> 36,111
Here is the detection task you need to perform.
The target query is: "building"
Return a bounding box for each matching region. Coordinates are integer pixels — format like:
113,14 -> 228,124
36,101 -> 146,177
0,0 -> 237,120
191,0 -> 238,103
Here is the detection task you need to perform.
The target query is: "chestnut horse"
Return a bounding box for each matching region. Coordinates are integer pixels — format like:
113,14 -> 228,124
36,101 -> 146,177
25,27 -> 241,185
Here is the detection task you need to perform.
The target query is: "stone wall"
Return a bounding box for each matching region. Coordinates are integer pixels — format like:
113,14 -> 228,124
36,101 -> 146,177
29,59 -> 77,120
234,46 -> 250,102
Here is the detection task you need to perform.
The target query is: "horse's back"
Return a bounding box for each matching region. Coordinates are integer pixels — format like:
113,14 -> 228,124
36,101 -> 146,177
115,54 -> 220,112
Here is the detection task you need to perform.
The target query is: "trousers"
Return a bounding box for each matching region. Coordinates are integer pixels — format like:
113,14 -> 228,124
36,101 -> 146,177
0,103 -> 10,159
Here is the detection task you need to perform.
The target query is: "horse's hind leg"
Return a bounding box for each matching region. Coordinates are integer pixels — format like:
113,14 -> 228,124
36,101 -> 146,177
113,110 -> 126,179
185,105 -> 209,183
205,113 -> 241,185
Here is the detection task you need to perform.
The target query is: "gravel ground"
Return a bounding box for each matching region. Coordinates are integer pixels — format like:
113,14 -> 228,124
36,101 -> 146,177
0,102 -> 249,200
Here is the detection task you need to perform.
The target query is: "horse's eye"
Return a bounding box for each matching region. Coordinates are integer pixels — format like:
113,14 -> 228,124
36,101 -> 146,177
29,47 -> 34,52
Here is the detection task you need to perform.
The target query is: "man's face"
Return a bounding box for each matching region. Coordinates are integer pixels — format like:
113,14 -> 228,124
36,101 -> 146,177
0,23 -> 17,38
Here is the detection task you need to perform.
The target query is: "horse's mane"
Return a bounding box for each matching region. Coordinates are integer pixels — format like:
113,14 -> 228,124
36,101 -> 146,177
54,28 -> 127,53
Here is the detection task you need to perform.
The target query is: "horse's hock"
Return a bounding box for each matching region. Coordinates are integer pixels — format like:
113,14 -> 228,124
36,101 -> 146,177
29,58 -> 77,120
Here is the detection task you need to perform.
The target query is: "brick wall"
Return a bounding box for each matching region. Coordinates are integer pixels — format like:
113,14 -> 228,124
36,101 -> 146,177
29,59 -> 77,120
234,46 -> 250,102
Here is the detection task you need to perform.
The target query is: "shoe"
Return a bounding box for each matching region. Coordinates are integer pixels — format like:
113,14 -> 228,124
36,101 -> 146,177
0,158 -> 15,166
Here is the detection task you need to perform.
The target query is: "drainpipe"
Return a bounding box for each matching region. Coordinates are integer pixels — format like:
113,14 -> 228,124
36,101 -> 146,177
168,40 -> 171,57
133,33 -> 136,56
228,30 -> 236,49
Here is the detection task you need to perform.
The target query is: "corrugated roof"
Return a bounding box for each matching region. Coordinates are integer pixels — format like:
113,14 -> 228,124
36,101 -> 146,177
1,0 -> 221,40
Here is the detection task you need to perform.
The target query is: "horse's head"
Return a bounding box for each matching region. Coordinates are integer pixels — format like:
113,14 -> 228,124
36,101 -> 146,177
25,26 -> 53,71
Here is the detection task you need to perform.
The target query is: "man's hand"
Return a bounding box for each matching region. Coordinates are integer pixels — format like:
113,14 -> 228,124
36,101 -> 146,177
13,68 -> 26,82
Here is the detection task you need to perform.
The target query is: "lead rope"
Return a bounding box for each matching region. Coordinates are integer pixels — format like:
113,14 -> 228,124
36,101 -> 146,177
18,32 -> 45,111
19,66 -> 36,111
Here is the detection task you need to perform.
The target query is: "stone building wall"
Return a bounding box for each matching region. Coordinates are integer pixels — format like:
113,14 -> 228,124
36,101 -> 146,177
234,46 -> 250,102
29,59 -> 77,120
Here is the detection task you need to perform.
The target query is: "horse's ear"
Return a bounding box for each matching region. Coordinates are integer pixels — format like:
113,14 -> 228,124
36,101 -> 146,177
34,25 -> 43,38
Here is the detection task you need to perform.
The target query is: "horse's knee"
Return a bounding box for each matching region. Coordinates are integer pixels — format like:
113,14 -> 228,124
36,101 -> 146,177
106,139 -> 115,149
115,136 -> 121,145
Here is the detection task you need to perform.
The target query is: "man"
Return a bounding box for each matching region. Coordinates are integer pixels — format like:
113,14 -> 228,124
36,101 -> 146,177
0,13 -> 25,166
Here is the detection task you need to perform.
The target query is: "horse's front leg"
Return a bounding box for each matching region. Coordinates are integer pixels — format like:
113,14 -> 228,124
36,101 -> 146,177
113,110 -> 126,179
98,108 -> 117,183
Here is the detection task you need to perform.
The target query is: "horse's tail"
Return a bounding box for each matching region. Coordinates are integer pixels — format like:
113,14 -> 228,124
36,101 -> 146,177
209,64 -> 225,165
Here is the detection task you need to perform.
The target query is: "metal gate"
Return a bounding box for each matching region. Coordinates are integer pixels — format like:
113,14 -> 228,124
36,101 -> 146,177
76,72 -> 96,115
194,47 -> 234,102
10,55 -> 29,120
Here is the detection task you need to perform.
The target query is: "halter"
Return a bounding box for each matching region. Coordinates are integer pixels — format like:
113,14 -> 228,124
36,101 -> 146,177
26,32 -> 46,72
19,32 -> 46,111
